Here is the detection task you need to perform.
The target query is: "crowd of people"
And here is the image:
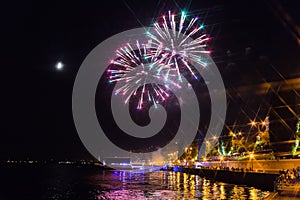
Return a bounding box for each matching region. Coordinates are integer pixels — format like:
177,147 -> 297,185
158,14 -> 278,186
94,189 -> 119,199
277,168 -> 300,185
194,165 -> 254,172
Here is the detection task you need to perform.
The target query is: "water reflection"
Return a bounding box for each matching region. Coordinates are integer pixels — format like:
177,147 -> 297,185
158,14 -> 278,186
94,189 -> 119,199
1,165 -> 273,199
91,171 -> 271,199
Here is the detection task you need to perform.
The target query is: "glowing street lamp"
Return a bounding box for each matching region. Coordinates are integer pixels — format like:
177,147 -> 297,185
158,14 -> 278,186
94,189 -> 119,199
250,121 -> 256,127
249,152 -> 254,159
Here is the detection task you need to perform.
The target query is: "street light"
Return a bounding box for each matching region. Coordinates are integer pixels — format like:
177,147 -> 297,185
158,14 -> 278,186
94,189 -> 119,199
250,121 -> 256,127
219,156 -> 224,168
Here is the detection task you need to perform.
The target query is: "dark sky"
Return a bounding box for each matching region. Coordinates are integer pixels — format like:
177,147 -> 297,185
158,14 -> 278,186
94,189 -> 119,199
2,0 -> 300,160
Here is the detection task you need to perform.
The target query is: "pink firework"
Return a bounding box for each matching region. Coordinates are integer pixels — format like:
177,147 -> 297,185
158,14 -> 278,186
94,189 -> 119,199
108,41 -> 180,110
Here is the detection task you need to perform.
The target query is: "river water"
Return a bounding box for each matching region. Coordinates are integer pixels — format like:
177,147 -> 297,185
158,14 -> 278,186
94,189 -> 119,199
0,164 -> 273,199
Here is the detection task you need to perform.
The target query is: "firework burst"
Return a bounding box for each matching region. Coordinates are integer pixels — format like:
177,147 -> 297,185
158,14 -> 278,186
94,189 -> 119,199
108,11 -> 210,110
146,11 -> 211,82
108,41 -> 181,110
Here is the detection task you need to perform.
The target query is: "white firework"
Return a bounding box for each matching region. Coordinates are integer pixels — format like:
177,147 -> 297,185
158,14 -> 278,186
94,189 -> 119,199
146,11 -> 211,82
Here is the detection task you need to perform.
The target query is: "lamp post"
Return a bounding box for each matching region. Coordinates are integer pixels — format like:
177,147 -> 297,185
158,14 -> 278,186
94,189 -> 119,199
249,152 -> 254,171
220,155 -> 224,168
250,117 -> 270,152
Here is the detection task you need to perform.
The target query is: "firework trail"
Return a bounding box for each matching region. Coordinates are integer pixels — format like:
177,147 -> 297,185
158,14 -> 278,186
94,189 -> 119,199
146,11 -> 211,82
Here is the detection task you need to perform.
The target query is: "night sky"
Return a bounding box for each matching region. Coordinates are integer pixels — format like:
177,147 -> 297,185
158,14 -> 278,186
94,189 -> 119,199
2,0 -> 300,161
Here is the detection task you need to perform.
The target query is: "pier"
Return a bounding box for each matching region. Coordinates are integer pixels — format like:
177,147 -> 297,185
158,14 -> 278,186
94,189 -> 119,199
168,166 -> 279,191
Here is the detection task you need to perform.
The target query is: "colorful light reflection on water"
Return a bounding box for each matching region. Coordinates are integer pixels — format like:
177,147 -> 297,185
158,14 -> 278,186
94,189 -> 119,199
0,165 -> 273,200
91,170 -> 271,199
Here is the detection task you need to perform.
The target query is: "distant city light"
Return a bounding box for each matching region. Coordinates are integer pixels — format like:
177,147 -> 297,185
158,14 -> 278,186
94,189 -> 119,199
56,62 -> 64,70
